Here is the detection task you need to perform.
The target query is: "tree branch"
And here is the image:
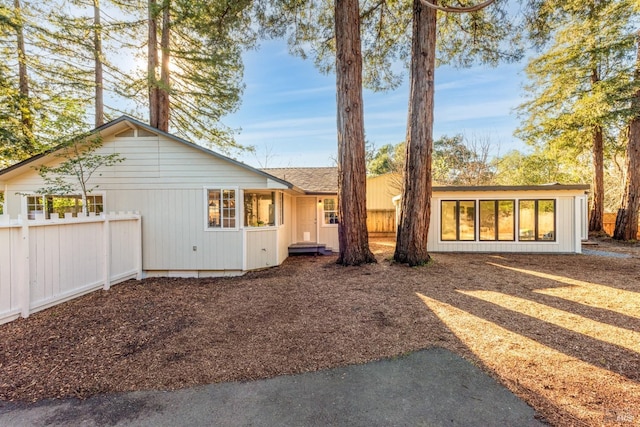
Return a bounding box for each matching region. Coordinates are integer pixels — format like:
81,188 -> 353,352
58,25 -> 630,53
419,0 -> 496,14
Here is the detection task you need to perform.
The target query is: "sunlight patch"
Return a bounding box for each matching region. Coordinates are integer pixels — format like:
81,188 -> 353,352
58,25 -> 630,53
416,292 -> 640,425
457,290 -> 640,354
487,262 -> 640,319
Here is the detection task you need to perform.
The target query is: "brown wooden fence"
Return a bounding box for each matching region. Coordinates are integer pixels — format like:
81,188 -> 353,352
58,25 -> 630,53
603,212 -> 640,239
367,210 -> 396,235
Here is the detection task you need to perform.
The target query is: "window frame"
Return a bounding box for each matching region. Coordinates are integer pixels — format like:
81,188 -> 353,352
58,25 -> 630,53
518,199 -> 556,242
243,190 -> 277,228
205,188 -> 238,231
440,200 -> 476,241
479,199 -> 516,242
321,197 -> 339,227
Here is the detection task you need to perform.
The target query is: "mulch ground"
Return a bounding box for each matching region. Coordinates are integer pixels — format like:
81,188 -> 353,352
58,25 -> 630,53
1,237 -> 639,426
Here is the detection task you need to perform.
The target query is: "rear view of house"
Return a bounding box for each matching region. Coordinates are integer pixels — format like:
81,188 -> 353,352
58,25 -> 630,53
0,116 -> 340,277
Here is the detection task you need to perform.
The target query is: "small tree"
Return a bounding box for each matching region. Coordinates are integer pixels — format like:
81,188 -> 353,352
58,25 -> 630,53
35,135 -> 124,216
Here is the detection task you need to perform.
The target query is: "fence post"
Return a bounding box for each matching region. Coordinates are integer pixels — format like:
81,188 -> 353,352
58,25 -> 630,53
135,214 -> 142,280
103,215 -> 111,290
19,219 -> 30,319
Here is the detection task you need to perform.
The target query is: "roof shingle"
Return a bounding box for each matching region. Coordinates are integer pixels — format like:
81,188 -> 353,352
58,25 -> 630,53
262,167 -> 338,194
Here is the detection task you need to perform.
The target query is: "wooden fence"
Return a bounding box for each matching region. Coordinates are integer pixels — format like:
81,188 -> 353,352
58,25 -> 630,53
0,213 -> 141,325
367,209 -> 396,235
603,212 -> 640,239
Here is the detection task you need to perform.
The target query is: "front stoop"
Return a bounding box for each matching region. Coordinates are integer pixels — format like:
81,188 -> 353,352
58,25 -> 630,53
288,242 -> 334,255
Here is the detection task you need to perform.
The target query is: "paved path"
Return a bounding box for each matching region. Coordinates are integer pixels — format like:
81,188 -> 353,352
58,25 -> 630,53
0,348 -> 544,426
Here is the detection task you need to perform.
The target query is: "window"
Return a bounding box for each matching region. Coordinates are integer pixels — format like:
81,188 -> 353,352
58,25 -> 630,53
207,189 -> 236,229
322,198 -> 339,225
519,199 -> 555,241
27,194 -> 104,219
479,200 -> 515,241
244,191 -> 276,227
279,192 -> 284,225
441,200 -> 475,241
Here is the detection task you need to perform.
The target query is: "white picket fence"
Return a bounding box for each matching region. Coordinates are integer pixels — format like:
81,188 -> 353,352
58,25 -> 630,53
0,213 -> 142,325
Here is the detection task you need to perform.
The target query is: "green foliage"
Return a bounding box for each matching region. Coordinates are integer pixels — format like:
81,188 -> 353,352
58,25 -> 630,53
367,142 -> 405,176
494,149 -> 588,185
256,0 -> 524,92
432,134 -> 496,185
35,134 -> 124,215
368,134 -> 497,184
517,0 -> 639,153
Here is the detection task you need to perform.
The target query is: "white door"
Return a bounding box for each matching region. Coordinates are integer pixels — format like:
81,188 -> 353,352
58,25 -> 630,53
296,197 -> 317,242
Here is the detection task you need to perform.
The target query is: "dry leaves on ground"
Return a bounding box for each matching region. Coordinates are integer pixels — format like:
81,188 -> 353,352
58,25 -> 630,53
0,238 -> 639,427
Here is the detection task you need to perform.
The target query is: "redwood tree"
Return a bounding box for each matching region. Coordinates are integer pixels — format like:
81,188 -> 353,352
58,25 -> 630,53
394,0 -> 497,265
394,0 -> 437,266
335,0 -> 376,265
614,33 -> 640,241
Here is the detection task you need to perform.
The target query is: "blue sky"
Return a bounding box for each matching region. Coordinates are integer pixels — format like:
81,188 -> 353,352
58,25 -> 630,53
226,39 -> 529,168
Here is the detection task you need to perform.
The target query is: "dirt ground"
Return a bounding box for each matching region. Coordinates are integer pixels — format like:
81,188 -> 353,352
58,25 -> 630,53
1,237 -> 639,426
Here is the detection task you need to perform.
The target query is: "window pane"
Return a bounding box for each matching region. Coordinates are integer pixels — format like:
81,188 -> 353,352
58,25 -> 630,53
538,200 -> 555,240
279,193 -> 284,225
244,191 -> 275,227
459,201 -> 475,241
323,198 -> 338,224
519,200 -> 535,240
479,201 -> 496,241
441,201 -> 457,241
223,190 -> 236,228
208,190 -> 221,228
497,200 -> 515,240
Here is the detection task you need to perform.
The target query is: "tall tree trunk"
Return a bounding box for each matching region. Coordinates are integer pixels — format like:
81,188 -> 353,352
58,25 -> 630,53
14,0 -> 32,135
334,0 -> 376,266
158,1 -> 170,132
614,33 -> 640,241
148,0 -> 160,129
394,0 -> 436,266
588,67 -> 605,233
589,124 -> 605,232
93,0 -> 104,127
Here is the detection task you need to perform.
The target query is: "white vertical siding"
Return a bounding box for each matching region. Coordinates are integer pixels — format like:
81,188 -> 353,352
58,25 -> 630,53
245,229 -> 278,270
277,193 -> 294,264
366,174 -> 401,210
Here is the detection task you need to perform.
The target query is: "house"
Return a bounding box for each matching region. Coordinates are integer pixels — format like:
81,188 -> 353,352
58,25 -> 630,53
0,116 -> 339,277
393,184 -> 590,253
366,173 -> 400,235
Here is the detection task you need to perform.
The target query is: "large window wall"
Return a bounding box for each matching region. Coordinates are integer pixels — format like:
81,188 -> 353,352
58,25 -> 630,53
440,199 -> 555,242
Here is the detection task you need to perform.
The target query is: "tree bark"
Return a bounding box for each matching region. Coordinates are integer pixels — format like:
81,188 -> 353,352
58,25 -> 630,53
614,33 -> 640,241
334,0 -> 376,266
589,124 -> 605,232
93,0 -> 104,127
14,0 -> 32,134
394,0 -> 436,266
158,1 -> 171,132
148,0 -> 160,129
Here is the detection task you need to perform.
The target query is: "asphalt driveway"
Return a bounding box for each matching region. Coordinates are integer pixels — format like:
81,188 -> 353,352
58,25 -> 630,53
0,348 -> 543,426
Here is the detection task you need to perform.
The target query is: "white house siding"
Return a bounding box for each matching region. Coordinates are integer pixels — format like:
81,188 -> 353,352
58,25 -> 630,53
366,174 -> 400,211
2,130 -> 289,275
427,189 -> 587,254
245,229 -> 278,270
277,193 -> 294,265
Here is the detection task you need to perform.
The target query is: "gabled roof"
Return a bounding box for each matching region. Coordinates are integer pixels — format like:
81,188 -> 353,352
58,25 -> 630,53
0,115 -> 293,189
261,167 -> 338,194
